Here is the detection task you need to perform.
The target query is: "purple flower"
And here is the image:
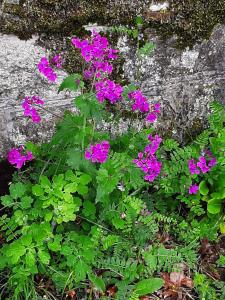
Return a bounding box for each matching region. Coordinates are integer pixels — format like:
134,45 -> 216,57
52,54 -> 63,68
154,103 -> 161,113
8,147 -> 33,169
128,90 -> 149,113
146,103 -> 161,123
146,112 -> 157,123
22,96 -> 44,123
72,32 -> 118,80
188,159 -> 200,175
133,135 -> 162,182
38,57 -> 57,82
208,158 -> 217,167
188,151 -> 217,176
95,79 -> 123,104
189,184 -> 199,194
85,140 -> 110,164
197,156 -> 210,173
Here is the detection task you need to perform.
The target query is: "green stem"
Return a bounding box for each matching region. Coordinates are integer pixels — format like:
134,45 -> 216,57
82,116 -> 87,150
33,104 -> 63,119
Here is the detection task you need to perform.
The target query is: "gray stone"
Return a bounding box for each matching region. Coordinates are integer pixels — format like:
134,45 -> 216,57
0,23 -> 225,158
0,34 -> 74,158
122,25 -> 225,140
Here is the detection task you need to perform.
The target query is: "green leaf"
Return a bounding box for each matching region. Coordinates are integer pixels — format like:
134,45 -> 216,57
102,235 -> 119,250
77,184 -> 88,196
82,200 -> 96,218
139,42 -> 155,56
38,249 -> 50,265
135,278 -> 164,296
207,198 -> 222,214
135,15 -> 143,26
220,223 -> 225,234
199,181 -> 209,195
132,29 -> 138,39
32,184 -> 44,196
48,235 -> 62,252
122,84 -> 137,100
10,183 -> 27,199
75,93 -> 104,120
112,216 -> 126,229
65,170 -> 77,182
58,73 -> 84,93
1,195 -> 13,206
74,260 -> 90,281
25,141 -> 39,156
79,174 -> 92,185
20,234 -> 32,247
89,273 -> 105,292
25,249 -> 36,267
64,182 -> 78,193
143,252 -> 157,271
40,176 -> 51,189
21,196 -> 33,209
6,242 -> 26,264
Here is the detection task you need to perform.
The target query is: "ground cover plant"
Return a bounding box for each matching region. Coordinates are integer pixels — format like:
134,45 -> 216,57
0,26 -> 225,300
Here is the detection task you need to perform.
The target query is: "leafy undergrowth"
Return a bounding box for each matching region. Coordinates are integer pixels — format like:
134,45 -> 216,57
0,31 -> 225,300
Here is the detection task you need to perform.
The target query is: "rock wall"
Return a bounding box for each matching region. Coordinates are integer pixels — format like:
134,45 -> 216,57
0,0 -> 225,158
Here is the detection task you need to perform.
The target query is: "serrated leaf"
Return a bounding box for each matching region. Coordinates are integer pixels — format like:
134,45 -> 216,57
64,182 -> 78,193
20,234 -> 32,246
26,249 -> 36,267
40,176 -> 51,188
6,243 -> 26,264
1,195 -> 13,206
38,249 -> 50,265
58,73 -> 84,93
102,235 -> 119,250
74,260 -> 90,281
32,184 -> 44,196
48,235 -> 62,252
139,42 -> 155,56
10,183 -> 27,199
112,216 -> 126,229
21,196 -> 33,209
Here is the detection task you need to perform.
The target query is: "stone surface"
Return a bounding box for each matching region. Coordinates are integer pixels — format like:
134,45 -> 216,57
0,0 -> 225,158
1,24 -> 225,158
123,25 -> 225,140
0,34 -> 74,158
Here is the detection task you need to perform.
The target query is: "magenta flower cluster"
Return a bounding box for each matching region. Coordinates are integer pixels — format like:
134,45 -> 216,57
72,31 -> 117,80
128,90 -> 160,123
189,184 -> 199,194
52,54 -> 63,69
38,57 -> 57,82
133,135 -> 162,182
128,90 -> 149,113
188,151 -> 216,195
146,103 -> 161,123
85,141 -> 110,164
8,147 -> 33,169
22,96 -> 44,123
188,154 -> 216,175
95,79 -> 123,104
